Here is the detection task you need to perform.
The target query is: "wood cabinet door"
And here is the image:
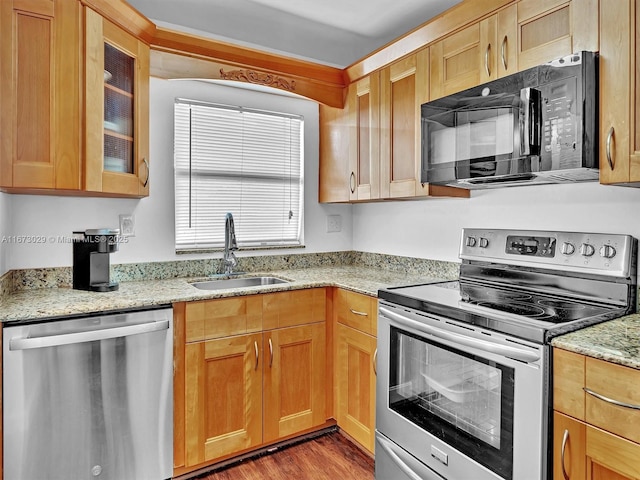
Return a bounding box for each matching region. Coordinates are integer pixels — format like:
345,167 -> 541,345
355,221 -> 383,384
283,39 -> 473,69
553,412 -> 586,480
586,425 -> 640,480
0,0 -> 81,190
184,333 -> 263,466
516,0 -> 598,71
430,20 -> 492,100
85,7 -> 150,197
263,323 -> 326,443
348,73 -> 380,200
335,323 -> 377,453
379,51 -> 430,198
599,0 -> 640,185
319,100 -> 351,203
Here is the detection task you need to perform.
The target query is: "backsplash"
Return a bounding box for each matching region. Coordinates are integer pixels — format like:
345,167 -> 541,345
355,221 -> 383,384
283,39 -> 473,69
1,251 -> 460,294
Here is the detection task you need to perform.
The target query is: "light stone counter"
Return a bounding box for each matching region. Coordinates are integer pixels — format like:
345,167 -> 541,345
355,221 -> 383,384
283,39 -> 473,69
551,314 -> 640,370
0,266 -> 451,324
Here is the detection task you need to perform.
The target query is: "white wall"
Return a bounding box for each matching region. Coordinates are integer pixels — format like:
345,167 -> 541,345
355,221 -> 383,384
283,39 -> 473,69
353,182 -> 640,262
5,78 -> 352,270
0,192 -> 8,275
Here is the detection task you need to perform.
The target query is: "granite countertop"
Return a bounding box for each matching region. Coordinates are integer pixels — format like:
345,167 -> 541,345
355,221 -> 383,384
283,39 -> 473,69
551,314 -> 640,370
0,265 -> 448,324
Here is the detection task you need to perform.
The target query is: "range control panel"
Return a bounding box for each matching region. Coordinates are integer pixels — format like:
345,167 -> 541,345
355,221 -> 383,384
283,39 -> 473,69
460,229 -> 636,278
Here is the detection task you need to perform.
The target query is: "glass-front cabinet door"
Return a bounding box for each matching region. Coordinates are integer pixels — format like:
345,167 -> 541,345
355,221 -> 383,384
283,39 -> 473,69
84,7 -> 150,197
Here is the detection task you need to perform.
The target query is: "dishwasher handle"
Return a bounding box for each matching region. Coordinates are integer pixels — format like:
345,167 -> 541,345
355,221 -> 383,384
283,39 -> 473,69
9,320 -> 170,351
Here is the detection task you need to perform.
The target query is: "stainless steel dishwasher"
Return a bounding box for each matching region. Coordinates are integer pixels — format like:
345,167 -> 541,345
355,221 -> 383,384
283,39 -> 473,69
3,306 -> 173,480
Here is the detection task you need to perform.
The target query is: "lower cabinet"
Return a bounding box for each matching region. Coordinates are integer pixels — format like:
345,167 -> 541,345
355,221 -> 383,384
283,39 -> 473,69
264,323 -> 327,442
185,333 -> 263,466
553,348 -> 640,480
335,323 -> 377,453
174,289 -> 327,475
334,288 -> 378,454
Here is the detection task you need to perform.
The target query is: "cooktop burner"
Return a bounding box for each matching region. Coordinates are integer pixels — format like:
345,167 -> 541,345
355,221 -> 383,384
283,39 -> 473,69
459,283 -> 610,323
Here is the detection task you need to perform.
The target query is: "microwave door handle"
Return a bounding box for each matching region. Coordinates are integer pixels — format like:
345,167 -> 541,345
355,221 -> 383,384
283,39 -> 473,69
521,87 -> 542,156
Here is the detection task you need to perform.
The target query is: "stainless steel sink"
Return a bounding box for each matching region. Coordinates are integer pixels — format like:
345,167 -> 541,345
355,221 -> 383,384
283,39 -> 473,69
190,276 -> 290,290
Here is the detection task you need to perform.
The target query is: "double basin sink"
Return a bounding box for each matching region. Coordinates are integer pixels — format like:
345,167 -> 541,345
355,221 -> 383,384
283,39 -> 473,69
190,276 -> 290,291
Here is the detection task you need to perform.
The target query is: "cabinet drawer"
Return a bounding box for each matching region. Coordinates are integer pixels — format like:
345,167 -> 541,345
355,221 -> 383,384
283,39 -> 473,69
585,357 -> 640,444
262,288 -> 326,330
185,296 -> 262,342
336,289 -> 377,336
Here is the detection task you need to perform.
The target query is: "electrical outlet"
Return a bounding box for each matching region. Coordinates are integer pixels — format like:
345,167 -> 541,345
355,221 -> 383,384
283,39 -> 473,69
119,214 -> 135,237
326,214 -> 342,233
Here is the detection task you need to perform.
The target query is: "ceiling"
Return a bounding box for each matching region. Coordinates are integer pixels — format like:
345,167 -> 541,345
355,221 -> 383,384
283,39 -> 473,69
128,0 -> 461,68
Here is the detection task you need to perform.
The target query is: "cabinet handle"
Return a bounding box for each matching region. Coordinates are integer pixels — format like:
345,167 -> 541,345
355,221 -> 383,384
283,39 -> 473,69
254,341 -> 259,370
561,429 -> 570,480
605,127 -> 615,171
501,36 -> 508,70
142,157 -> 150,187
584,387 -> 640,410
350,172 -> 356,194
350,309 -> 368,317
485,44 -> 491,77
268,337 -> 273,367
373,348 -> 378,376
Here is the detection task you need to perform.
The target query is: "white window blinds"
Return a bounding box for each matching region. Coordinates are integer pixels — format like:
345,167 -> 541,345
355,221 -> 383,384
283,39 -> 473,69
174,99 -> 304,251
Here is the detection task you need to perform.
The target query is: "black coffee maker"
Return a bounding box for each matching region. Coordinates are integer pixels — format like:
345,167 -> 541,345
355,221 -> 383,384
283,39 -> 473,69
73,229 -> 120,292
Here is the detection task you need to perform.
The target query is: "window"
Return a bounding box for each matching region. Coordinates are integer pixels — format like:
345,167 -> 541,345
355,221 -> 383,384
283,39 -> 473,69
174,99 -> 304,251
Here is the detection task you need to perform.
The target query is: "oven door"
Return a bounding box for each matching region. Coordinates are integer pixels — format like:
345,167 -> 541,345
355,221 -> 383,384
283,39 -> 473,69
377,302 -> 547,480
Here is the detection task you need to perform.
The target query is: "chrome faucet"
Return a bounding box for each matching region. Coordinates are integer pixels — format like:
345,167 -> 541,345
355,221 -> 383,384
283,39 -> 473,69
222,212 -> 238,276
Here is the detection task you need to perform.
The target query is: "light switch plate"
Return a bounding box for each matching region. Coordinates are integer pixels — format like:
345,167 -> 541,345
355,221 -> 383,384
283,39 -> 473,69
119,214 -> 135,237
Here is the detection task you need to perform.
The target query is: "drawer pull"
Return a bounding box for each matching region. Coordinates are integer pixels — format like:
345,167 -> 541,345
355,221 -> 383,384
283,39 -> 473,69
254,341 -> 259,370
350,309 -> 368,317
268,337 -> 274,367
584,387 -> 640,410
561,429 -> 570,480
373,348 -> 378,376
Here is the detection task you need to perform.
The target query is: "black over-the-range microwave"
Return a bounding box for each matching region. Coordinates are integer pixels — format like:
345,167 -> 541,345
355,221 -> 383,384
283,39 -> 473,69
421,51 -> 598,189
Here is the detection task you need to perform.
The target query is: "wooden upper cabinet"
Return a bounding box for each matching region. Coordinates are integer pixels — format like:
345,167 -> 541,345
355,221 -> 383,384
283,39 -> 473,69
85,7 -> 150,197
347,73 -> 381,201
0,0 -> 152,197
379,51 -> 430,198
599,0 -> 640,186
319,98 -> 351,203
430,7 -> 516,101
516,0 -> 598,71
0,0 -> 82,190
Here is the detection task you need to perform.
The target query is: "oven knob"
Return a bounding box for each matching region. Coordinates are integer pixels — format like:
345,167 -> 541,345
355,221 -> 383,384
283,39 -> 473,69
560,242 -> 575,255
466,236 -> 477,247
580,243 -> 595,257
479,237 -> 489,248
599,244 -> 617,259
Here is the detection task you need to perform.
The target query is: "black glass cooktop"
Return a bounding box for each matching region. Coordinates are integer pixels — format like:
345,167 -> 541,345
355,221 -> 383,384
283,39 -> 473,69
378,280 -> 627,343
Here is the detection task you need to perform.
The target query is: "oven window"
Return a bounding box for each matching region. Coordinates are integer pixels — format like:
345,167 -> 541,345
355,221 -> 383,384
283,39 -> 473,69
389,326 -> 515,480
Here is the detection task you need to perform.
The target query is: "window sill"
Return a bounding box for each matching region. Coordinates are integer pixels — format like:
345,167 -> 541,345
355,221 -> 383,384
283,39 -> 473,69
176,244 -> 306,255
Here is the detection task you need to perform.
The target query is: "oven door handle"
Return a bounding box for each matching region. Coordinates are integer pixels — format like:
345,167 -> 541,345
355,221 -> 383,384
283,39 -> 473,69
376,433 -> 444,480
379,307 -> 540,363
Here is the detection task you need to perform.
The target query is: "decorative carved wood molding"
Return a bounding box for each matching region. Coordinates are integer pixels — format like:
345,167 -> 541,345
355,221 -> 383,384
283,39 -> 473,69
219,68 -> 296,91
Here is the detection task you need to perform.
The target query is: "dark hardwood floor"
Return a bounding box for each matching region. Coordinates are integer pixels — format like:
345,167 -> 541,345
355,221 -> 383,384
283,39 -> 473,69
198,432 -> 375,480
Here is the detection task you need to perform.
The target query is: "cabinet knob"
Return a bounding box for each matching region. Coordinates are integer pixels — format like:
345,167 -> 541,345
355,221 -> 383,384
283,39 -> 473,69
580,243 -> 595,257
599,245 -> 616,259
561,242 -> 575,255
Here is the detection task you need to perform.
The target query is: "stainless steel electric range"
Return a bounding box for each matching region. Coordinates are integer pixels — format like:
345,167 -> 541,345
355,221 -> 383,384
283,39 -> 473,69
375,229 -> 637,480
